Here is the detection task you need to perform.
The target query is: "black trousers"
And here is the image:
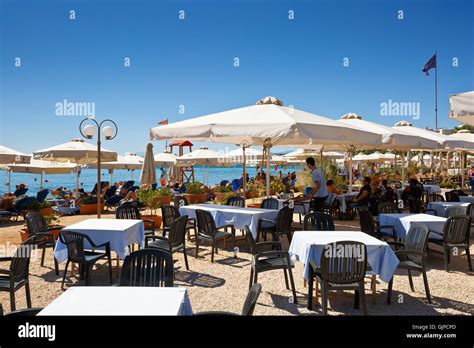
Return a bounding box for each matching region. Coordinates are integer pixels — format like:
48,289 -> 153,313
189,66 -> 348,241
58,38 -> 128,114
312,196 -> 328,212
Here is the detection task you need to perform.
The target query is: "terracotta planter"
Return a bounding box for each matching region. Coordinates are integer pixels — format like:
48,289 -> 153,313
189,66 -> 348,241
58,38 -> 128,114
245,191 -> 259,199
80,203 -> 105,215
141,215 -> 162,230
20,225 -> 65,242
247,203 -> 261,208
40,207 -> 53,216
213,192 -> 227,202
152,196 -> 172,206
183,193 -> 207,204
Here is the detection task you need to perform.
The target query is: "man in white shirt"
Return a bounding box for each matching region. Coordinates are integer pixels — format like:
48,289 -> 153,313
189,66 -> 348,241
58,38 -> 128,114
305,156 -> 328,211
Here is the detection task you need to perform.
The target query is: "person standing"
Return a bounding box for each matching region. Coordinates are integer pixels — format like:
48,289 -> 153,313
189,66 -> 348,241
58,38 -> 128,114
304,157 -> 328,211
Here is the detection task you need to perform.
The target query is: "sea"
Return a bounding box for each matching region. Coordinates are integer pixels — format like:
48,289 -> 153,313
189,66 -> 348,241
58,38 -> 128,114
0,164 -> 302,196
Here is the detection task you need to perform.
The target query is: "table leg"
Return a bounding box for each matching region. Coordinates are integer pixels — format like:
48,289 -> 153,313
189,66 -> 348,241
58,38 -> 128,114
371,275 -> 377,304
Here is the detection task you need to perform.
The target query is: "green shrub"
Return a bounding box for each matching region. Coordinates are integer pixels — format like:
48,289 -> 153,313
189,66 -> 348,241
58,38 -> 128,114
185,181 -> 205,194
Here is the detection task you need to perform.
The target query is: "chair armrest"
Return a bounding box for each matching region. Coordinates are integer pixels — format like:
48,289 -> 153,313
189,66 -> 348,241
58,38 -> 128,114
84,235 -> 110,250
255,241 -> 283,251
0,268 -> 11,275
255,250 -> 289,261
394,249 -> 426,257
34,232 -> 57,241
0,257 -> 13,262
145,235 -> 169,247
257,219 -> 276,232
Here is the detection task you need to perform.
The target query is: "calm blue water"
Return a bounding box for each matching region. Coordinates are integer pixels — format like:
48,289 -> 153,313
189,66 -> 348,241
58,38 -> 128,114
0,164 -> 301,196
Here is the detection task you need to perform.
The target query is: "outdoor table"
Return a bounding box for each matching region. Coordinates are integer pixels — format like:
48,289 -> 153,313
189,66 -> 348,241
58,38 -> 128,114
277,198 -> 310,214
288,231 -> 399,282
54,219 -> 145,263
422,184 -> 442,195
459,196 -> 474,204
426,201 -> 472,217
378,213 -> 446,240
179,204 -> 279,238
335,193 -> 358,213
38,287 -> 192,316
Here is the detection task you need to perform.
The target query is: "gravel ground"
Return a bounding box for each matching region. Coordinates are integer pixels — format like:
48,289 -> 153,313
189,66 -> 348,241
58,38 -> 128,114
0,210 -> 473,315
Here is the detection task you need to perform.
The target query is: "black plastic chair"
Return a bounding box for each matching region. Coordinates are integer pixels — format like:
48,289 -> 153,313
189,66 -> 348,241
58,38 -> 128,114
445,191 -> 460,202
59,231 -> 112,289
425,193 -> 445,203
116,204 -> 155,236
260,198 -> 279,210
194,283 -> 262,316
387,224 -> 431,304
161,204 -> 196,240
257,205 -> 294,243
25,212 -> 59,275
225,196 -> 245,207
408,198 -> 423,214
0,237 -> 36,311
303,212 -> 335,231
120,249 -> 174,287
146,215 -> 190,270
195,209 -> 235,262
445,205 -> 471,218
245,227 -> 297,303
428,215 -> 472,272
308,241 -> 368,315
377,201 -> 399,214
359,210 -> 396,240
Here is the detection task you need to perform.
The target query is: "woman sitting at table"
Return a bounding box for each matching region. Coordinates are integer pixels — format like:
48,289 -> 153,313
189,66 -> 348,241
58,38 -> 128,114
350,176 -> 371,208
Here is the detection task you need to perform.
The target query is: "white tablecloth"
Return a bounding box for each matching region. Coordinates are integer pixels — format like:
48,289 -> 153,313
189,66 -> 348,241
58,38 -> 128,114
276,199 -> 310,214
180,204 -> 279,238
288,231 -> 399,282
459,196 -> 474,204
335,193 -> 358,212
378,213 -> 446,240
426,202 -> 471,217
54,219 -> 145,263
38,287 -> 192,316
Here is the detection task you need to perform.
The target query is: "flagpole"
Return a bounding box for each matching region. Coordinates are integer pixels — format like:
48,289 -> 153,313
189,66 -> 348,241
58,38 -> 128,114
435,50 -> 438,131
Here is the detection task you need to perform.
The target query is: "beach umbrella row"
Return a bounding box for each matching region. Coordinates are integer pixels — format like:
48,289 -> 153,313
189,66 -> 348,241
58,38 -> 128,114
0,145 -> 30,164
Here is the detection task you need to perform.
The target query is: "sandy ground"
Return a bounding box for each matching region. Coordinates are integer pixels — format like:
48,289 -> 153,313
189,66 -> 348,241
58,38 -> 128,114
0,208 -> 473,316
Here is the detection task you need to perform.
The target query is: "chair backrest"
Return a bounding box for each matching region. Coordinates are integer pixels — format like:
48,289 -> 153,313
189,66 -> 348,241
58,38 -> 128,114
168,215 -> 188,248
260,198 -> 279,210
196,209 -> 217,238
443,215 -> 471,244
25,212 -> 48,236
116,204 -> 141,220
319,241 -> 367,284
404,224 -> 430,265
244,226 -> 258,255
303,212 -> 335,231
241,283 -> 262,316
358,210 -> 376,236
174,195 -> 190,208
425,194 -> 445,203
123,180 -> 135,189
104,187 -> 117,199
275,205 -> 294,234
9,236 -> 36,283
36,189 -> 49,203
59,231 -> 87,263
13,187 -> 28,197
161,204 -> 181,229
120,249 -> 174,287
15,197 -> 36,211
226,196 -> 245,207
445,205 -> 470,218
377,201 -> 399,214
445,191 -> 460,202
408,198 -> 422,214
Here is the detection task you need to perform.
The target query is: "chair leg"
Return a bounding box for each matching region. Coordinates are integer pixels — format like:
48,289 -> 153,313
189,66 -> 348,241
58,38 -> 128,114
183,247 -> 190,270
466,247 -> 472,272
25,281 -> 32,308
422,268 -> 432,304
10,290 -> 16,311
283,269 -> 289,290
211,242 -> 215,263
307,276 -> 314,310
321,283 -> 328,315
195,238 -> 199,259
61,259 -> 70,290
287,266 -> 298,304
41,248 -> 46,266
253,269 -> 258,286
387,278 -> 393,305
85,264 -> 90,286
444,246 -> 450,272
53,254 -> 59,276
407,269 -> 415,292
249,267 -> 254,290
359,283 -> 368,315
107,253 -> 113,284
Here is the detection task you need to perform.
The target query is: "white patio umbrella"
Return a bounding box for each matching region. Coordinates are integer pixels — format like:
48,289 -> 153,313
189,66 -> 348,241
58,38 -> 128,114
6,159 -> 78,190
96,153 -> 144,182
154,151 -> 178,166
0,145 -> 31,164
150,96 -> 387,196
140,143 -> 157,186
34,138 -> 117,196
449,91 -> 474,126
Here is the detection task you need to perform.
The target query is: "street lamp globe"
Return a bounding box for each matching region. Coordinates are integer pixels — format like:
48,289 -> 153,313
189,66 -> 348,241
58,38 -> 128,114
82,124 -> 95,139
103,126 -> 114,140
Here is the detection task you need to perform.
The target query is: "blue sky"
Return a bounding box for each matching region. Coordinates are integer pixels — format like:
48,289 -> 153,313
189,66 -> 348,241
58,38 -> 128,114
1,0 -> 473,155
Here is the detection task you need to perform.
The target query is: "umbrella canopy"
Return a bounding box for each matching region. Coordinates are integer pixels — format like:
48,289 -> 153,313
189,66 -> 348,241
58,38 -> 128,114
339,113 -> 439,149
176,147 -> 226,166
150,97 -> 385,148
34,138 -> 117,163
154,152 -> 177,166
225,147 -> 262,160
352,152 -> 395,163
392,121 -> 471,150
98,153 -> 144,170
6,159 -> 78,174
451,130 -> 474,150
283,148 -> 345,160
0,145 -> 31,164
449,91 -> 474,126
140,143 -> 157,186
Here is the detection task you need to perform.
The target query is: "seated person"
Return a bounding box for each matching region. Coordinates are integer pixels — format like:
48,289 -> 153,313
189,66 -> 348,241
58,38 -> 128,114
381,179 -> 396,202
326,179 -> 341,195
401,178 -> 422,201
368,179 -> 383,215
351,176 -> 372,207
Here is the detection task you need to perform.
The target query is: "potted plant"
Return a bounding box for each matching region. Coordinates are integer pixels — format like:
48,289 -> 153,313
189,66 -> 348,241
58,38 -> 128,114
20,214 -> 64,241
79,196 -> 104,215
212,185 -> 233,201
269,179 -> 285,196
245,181 -> 261,199
137,189 -> 163,229
21,199 -> 53,217
183,181 -> 207,203
154,187 -> 173,205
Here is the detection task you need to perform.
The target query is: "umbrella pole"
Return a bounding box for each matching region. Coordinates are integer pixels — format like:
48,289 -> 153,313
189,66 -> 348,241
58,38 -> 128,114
242,145 -> 247,204
40,172 -> 43,190
461,151 -> 464,188
349,151 -> 353,194
401,152 -> 405,183
7,170 -> 11,193
97,136 -> 102,219
76,163 -> 80,198
265,144 -> 271,197
110,169 -> 113,185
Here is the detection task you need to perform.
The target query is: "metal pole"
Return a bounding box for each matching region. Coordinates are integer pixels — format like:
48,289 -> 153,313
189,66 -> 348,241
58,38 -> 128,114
8,170 -> 11,193
242,145 -> 247,205
97,128 -> 102,219
40,172 -> 43,190
401,152 -> 405,183
435,50 -> 438,131
265,144 -> 271,197
461,151 -> 465,188
349,151 -> 353,194
76,163 -> 80,198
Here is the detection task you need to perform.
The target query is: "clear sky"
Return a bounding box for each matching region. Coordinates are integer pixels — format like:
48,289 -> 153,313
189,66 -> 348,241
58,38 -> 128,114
1,0 -> 473,155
